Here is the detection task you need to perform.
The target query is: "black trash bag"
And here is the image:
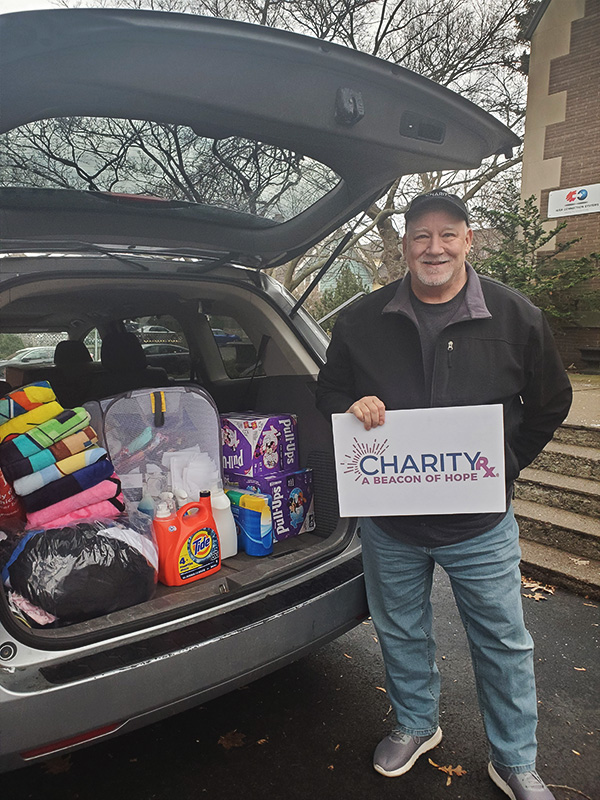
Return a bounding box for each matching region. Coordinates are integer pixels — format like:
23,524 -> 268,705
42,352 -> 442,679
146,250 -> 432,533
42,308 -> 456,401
5,521 -> 157,623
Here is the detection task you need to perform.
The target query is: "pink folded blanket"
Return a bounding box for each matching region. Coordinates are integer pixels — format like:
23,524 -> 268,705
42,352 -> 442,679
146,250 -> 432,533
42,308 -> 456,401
27,496 -> 126,530
25,475 -> 124,529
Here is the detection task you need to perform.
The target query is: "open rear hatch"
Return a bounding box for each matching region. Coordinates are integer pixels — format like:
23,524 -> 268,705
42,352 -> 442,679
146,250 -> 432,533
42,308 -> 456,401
0,8 -> 519,266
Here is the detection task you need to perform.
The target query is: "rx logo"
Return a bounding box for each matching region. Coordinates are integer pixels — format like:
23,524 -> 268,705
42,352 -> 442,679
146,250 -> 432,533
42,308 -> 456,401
475,456 -> 497,478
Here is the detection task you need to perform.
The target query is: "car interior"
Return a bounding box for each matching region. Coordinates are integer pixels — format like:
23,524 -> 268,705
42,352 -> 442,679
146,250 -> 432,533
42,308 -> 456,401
0,262 -> 348,643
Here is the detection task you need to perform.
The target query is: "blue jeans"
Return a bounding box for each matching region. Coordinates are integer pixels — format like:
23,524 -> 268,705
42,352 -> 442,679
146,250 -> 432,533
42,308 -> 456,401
360,508 -> 538,773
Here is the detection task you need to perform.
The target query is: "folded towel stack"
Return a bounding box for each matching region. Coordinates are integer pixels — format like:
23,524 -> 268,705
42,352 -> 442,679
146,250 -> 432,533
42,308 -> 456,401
0,382 -> 124,530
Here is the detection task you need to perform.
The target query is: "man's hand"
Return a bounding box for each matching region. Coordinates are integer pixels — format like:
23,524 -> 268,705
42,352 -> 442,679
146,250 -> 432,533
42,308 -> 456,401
347,396 -> 386,430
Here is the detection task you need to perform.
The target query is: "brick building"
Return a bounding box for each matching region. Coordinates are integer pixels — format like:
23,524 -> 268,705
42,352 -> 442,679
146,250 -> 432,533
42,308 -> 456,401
521,0 -> 600,370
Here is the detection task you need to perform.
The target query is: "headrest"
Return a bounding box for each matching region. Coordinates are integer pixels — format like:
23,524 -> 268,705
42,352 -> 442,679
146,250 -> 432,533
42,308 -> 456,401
54,340 -> 93,370
101,332 -> 146,373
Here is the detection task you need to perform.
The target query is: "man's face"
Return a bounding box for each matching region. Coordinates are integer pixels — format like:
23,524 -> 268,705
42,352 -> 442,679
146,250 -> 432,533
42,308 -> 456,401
402,207 -> 473,299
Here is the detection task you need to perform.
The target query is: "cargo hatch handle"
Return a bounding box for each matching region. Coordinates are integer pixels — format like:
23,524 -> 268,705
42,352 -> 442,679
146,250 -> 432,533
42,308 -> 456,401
335,88 -> 365,126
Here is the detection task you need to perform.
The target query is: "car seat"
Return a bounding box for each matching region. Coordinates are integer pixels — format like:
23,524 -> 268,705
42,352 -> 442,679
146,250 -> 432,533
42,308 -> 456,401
85,332 -> 169,400
50,340 -> 101,407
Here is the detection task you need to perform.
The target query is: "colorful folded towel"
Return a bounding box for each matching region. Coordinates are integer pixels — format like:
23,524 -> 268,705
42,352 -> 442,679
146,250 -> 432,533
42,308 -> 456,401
0,382 -> 56,425
23,457 -> 114,513
51,426 -> 98,461
25,475 -> 124,529
0,407 -> 91,462
0,425 -> 98,483
13,447 -> 108,496
0,401 -> 63,444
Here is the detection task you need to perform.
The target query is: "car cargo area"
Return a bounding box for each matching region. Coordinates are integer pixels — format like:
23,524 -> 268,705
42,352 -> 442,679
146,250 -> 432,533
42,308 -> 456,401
0,260 -> 350,644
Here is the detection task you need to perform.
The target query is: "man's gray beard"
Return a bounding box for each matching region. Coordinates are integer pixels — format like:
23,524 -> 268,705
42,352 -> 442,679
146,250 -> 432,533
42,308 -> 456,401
414,264 -> 452,287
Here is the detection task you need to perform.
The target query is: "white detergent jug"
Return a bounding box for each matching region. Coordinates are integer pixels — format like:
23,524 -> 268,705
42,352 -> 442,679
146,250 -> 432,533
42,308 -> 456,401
210,486 -> 238,559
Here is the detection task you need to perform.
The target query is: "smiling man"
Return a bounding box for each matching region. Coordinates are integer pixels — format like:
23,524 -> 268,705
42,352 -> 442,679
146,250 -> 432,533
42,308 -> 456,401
316,190 -> 572,800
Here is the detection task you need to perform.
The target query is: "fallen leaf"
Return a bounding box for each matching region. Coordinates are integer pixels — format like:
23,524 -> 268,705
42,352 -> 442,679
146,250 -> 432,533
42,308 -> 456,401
376,686 -> 387,693
569,557 -> 590,566
583,603 -> 598,608
428,758 -> 467,785
574,667 -> 586,671
572,750 -> 581,756
218,730 -> 246,750
344,653 -> 352,659
328,764 -> 334,770
521,577 -> 555,596
257,738 -> 268,745
335,744 -> 341,752
523,593 -> 548,602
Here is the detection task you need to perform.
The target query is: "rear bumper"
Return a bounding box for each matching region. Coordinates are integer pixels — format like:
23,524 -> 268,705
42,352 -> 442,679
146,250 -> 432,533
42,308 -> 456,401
0,556 -> 366,772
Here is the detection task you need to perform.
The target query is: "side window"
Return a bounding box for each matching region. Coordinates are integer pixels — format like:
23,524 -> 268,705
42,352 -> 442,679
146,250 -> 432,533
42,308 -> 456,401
208,315 -> 263,379
0,332 -> 66,385
126,316 -> 190,380
83,329 -> 102,363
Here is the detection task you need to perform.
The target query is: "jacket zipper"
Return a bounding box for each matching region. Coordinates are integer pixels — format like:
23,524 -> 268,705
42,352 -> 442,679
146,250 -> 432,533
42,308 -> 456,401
447,340 -> 454,367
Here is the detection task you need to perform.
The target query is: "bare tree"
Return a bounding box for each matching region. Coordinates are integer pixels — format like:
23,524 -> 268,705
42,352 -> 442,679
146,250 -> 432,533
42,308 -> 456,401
6,0 -> 529,289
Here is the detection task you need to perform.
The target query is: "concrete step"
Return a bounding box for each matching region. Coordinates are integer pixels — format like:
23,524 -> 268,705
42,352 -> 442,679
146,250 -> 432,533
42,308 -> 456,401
531,440 -> 600,480
520,538 -> 600,601
515,468 -> 600,517
555,422 -> 600,450
514,499 -> 600,561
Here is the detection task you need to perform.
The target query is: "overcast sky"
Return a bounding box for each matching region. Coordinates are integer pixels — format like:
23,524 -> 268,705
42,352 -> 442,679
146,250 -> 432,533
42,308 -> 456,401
0,1 -> 58,14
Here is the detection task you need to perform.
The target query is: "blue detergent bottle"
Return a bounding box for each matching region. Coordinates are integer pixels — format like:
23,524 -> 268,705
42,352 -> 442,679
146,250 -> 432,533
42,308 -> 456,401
226,489 -> 273,556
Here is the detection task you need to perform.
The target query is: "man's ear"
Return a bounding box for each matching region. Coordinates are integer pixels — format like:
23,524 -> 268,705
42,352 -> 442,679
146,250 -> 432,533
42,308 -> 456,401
465,227 -> 473,253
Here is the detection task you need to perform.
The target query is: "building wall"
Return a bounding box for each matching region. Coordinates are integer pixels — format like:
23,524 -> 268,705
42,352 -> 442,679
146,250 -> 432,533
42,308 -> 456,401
521,0 -> 600,370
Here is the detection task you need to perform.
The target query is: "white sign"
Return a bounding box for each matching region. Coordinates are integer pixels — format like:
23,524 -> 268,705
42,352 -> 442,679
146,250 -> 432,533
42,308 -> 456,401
332,405 -> 506,517
548,183 -> 600,218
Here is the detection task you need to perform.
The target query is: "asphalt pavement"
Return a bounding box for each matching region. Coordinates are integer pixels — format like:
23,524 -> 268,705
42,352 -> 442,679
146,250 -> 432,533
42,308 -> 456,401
4,568 -> 598,800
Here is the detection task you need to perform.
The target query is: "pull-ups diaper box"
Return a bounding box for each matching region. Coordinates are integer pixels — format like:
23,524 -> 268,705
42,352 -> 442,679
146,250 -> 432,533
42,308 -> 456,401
227,468 -> 315,541
220,413 -> 298,479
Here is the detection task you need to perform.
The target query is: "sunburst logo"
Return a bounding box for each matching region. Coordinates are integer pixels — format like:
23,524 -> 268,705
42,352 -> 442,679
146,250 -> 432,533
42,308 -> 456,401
340,437 -> 389,482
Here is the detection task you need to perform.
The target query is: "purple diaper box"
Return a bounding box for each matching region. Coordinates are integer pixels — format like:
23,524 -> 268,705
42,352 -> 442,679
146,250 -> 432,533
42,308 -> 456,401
228,469 -> 315,541
220,413 -> 298,479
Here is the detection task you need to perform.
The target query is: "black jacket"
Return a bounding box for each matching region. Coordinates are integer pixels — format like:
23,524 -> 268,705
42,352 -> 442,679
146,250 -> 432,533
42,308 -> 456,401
316,265 -> 572,489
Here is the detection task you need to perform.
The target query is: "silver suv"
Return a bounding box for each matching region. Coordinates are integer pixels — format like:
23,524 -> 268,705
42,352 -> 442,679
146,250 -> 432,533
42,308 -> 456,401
0,8 -> 518,772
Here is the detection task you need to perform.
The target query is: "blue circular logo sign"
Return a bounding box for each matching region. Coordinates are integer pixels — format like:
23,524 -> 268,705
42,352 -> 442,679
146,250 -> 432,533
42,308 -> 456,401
577,189 -> 588,201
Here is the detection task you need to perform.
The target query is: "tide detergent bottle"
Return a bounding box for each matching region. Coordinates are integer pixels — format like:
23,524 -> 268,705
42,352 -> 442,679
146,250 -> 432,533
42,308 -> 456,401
153,490 -> 221,586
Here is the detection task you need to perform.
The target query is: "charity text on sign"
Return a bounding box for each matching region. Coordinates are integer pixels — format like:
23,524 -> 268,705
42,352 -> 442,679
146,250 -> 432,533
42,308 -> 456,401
332,405 -> 506,517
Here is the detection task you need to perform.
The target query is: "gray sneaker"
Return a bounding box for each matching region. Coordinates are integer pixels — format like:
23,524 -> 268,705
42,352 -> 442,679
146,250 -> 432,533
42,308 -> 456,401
373,726 -> 442,777
488,762 -> 556,800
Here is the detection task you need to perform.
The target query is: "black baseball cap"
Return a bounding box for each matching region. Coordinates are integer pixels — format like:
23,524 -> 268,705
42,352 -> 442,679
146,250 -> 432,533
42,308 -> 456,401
405,190 -> 470,225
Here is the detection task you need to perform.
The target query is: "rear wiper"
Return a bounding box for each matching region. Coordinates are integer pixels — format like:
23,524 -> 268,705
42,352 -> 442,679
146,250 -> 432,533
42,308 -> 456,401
72,242 -> 150,272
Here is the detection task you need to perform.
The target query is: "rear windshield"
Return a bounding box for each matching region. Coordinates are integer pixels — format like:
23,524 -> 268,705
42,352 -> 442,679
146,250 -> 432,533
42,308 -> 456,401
0,117 -> 340,224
